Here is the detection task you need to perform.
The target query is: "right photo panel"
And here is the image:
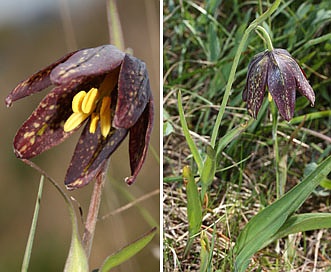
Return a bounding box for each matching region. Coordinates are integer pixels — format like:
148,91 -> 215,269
163,1 -> 331,271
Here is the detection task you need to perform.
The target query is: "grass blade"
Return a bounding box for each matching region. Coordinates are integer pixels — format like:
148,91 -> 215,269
21,175 -> 44,272
178,90 -> 203,173
234,155 -> 331,272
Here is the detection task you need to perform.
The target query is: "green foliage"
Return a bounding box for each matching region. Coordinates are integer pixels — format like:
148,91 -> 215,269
164,0 -> 331,270
183,165 -> 202,256
99,227 -> 157,271
234,155 -> 331,271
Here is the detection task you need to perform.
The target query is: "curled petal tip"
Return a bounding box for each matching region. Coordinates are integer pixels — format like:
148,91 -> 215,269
125,176 -> 136,185
5,96 -> 12,107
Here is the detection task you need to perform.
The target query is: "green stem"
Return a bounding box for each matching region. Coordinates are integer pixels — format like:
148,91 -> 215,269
270,101 -> 281,198
107,0 -> 125,51
210,0 -> 281,147
256,25 -> 274,51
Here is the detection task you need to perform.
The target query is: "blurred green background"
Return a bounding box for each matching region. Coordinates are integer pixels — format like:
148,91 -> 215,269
0,0 -> 160,271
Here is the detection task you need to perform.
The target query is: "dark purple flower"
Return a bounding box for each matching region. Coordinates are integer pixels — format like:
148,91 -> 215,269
6,45 -> 153,190
242,48 -> 315,121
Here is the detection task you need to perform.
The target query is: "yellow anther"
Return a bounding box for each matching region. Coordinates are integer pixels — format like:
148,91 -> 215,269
268,92 -> 273,102
64,112 -> 89,132
72,91 -> 86,113
100,97 -> 112,137
81,88 -> 99,114
89,113 -> 99,134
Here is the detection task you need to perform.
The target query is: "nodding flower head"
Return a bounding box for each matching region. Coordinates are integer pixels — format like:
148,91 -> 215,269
6,45 -> 154,190
242,48 -> 315,121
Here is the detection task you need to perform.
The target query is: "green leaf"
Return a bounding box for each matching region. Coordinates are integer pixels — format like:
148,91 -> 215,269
234,155 -> 331,272
260,213 -> 331,250
216,121 -> 252,164
183,166 -> 202,257
200,231 -> 211,272
177,90 -> 203,173
320,178 -> 331,190
200,145 -> 216,198
64,229 -> 89,272
99,227 -> 157,271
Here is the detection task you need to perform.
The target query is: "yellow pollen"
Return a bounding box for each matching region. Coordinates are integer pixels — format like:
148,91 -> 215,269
64,112 -> 89,132
81,88 -> 99,114
72,91 -> 86,113
89,113 -> 99,134
100,97 -> 112,137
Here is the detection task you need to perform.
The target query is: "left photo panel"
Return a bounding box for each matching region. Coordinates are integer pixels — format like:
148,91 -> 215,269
0,0 -> 160,271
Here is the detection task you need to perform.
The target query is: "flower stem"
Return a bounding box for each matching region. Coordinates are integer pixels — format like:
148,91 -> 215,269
270,101 -> 281,198
82,165 -> 107,258
210,0 -> 281,147
256,25 -> 274,51
107,0 -> 125,51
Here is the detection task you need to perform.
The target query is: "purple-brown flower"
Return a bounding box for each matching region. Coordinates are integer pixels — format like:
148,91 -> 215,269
6,45 -> 153,190
242,48 -> 315,121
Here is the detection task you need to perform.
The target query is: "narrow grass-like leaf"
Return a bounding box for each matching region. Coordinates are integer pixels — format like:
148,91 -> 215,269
234,155 -> 331,272
259,213 -> 331,250
100,227 -> 157,271
178,90 -> 203,173
183,165 -> 202,257
200,145 -> 216,198
288,110 -> 331,125
216,120 -> 253,164
21,175 -> 44,272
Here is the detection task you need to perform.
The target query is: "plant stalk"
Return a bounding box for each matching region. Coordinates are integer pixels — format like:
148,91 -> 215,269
82,166 -> 107,258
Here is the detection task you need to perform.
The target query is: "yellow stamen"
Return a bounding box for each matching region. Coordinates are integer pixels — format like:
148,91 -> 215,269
64,112 -> 89,132
268,92 -> 273,102
64,84 -> 114,136
89,113 -> 99,134
81,88 -> 99,114
72,91 -> 86,113
100,96 -> 112,137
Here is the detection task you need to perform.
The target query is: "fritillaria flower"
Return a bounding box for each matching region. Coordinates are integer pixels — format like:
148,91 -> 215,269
6,45 -> 153,190
242,48 -> 315,121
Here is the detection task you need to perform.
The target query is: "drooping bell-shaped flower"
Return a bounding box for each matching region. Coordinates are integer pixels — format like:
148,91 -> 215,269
6,45 -> 153,190
242,48 -> 315,121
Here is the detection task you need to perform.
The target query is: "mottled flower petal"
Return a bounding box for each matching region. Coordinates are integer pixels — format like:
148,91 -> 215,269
274,49 -> 315,106
5,51 -> 77,106
113,54 -> 150,129
126,97 -> 154,185
268,51 -> 296,121
64,122 -> 128,190
242,53 -> 269,118
13,82 -> 85,159
50,45 -> 124,86
243,48 -> 315,121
